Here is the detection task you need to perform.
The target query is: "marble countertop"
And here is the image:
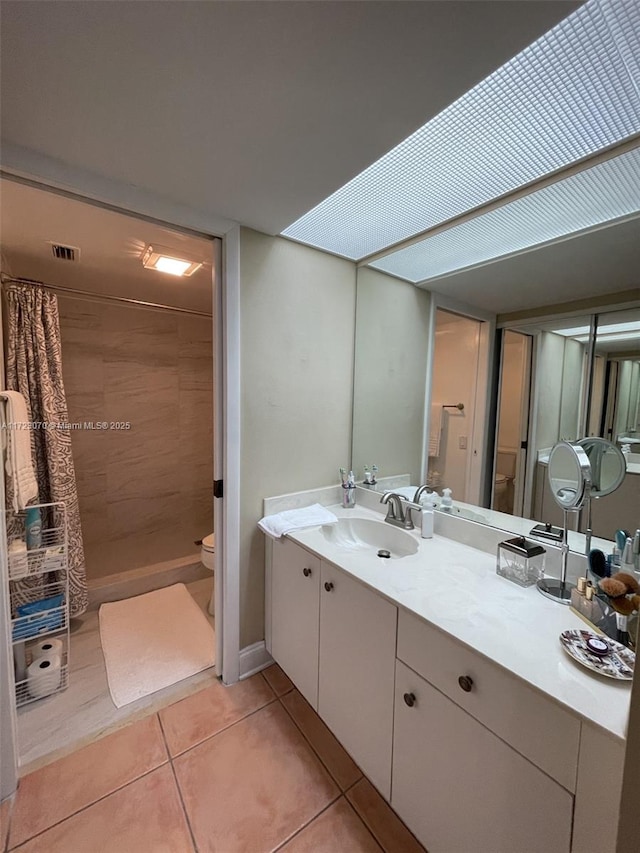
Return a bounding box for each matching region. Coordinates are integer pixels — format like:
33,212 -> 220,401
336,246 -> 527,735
287,503 -> 631,742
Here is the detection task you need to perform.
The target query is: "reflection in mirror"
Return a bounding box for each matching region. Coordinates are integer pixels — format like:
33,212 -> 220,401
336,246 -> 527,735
583,309 -> 640,538
351,246 -> 639,550
538,440 -> 592,605
428,309 -> 486,504
548,441 -> 591,511
492,331 -> 531,515
351,267 -> 430,487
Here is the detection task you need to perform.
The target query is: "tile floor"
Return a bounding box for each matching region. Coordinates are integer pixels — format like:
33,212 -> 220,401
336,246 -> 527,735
17,578 -> 216,772
2,665 -> 425,853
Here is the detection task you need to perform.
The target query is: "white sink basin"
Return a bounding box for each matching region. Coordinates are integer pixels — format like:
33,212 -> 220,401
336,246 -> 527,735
321,517 -> 418,559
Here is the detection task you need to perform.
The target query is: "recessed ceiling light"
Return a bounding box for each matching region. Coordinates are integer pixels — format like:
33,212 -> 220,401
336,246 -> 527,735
281,0 -> 640,261
142,245 -> 203,277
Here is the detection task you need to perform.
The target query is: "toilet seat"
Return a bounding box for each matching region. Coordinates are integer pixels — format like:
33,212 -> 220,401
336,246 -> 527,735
201,533 -> 215,572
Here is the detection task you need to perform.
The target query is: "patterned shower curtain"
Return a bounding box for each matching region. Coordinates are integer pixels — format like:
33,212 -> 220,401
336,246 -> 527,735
5,283 -> 88,616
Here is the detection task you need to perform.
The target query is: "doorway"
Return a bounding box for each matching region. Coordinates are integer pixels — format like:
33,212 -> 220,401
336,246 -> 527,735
492,330 -> 532,516
0,177 -> 221,771
428,308 -> 487,504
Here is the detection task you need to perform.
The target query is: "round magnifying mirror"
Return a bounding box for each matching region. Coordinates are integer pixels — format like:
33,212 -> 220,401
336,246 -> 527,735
547,441 -> 592,510
577,437 -> 625,498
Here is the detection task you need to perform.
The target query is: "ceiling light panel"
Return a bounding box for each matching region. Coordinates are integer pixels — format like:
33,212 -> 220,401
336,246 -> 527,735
369,147 -> 640,283
281,0 -> 640,260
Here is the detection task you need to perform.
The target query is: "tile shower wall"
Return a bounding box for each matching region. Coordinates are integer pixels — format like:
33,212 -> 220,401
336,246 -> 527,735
58,297 -> 213,580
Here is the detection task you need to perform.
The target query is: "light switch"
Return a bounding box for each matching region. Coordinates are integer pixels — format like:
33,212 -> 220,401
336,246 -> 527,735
459,435 -> 467,450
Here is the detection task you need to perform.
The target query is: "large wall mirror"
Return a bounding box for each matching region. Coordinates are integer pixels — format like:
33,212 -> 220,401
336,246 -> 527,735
351,260 -> 640,548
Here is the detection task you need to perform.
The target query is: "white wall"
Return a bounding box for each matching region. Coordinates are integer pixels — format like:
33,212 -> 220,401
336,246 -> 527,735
239,229 -> 356,647
352,267 -> 430,485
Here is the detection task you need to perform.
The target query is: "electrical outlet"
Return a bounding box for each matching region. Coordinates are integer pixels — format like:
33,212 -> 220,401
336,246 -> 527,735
459,435 -> 467,450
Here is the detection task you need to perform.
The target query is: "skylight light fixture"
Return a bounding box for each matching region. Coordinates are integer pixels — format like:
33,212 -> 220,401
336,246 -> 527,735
142,245 -> 203,277
555,321 -> 640,337
281,0 -> 640,261
368,146 -> 640,284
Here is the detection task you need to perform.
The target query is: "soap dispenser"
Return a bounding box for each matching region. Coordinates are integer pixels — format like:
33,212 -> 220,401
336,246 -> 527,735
440,488 -> 453,512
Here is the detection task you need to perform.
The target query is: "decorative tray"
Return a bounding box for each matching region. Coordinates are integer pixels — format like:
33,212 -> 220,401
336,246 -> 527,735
559,629 -> 635,681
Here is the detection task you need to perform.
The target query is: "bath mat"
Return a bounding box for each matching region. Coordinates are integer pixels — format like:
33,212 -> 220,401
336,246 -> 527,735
99,583 -> 215,708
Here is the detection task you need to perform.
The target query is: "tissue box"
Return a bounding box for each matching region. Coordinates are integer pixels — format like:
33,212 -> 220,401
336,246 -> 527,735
12,594 -> 65,641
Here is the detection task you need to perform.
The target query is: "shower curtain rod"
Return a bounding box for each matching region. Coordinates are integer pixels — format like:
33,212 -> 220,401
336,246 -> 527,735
0,274 -> 213,319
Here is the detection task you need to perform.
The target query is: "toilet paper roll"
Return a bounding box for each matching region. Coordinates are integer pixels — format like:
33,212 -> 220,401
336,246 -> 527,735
29,638 -> 64,661
27,654 -> 62,699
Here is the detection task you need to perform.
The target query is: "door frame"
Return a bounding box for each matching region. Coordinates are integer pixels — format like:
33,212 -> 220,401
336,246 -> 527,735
422,293 -> 496,506
0,153 -> 242,794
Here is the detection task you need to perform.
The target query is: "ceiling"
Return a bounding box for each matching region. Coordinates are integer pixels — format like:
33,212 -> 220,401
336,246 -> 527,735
0,1 -> 575,236
0,179 -> 214,314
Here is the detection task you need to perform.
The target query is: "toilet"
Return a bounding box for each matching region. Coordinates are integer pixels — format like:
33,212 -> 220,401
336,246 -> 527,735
494,450 -> 517,513
494,473 -> 512,513
200,533 -> 215,616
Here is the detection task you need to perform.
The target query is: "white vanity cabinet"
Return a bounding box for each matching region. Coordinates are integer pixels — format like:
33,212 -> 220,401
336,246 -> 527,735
270,538 -> 320,708
318,561 -> 397,799
393,659 -> 574,853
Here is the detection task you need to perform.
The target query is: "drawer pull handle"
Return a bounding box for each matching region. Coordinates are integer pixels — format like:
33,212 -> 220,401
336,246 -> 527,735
324,581 -> 334,592
403,692 -> 416,708
303,567 -> 312,577
458,675 -> 474,693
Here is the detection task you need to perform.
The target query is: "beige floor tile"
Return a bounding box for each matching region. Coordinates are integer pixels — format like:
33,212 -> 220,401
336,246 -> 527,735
263,663 -> 294,697
1,797 -> 12,852
280,798 -> 382,852
174,702 -> 339,853
13,765 -> 193,853
159,672 -> 274,756
346,778 -> 425,853
9,714 -> 168,848
282,690 -> 362,791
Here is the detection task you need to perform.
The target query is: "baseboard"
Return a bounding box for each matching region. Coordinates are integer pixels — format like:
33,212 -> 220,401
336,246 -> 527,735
239,641 -> 273,680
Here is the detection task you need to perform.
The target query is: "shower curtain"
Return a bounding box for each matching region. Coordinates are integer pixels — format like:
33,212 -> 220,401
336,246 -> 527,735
5,283 -> 88,616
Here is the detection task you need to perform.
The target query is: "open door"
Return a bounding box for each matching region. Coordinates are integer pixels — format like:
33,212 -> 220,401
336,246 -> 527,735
493,330 -> 532,517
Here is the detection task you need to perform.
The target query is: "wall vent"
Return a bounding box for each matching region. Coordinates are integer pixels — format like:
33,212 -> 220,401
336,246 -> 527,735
50,243 -> 80,262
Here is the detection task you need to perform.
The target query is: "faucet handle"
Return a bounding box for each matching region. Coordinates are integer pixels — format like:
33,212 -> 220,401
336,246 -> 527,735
403,501 -> 422,530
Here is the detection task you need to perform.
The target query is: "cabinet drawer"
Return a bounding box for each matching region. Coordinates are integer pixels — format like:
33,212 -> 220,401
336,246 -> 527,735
397,609 -> 580,792
393,660 -> 573,853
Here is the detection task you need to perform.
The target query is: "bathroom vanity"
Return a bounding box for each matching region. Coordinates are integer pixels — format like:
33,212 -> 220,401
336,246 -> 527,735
264,499 -> 629,853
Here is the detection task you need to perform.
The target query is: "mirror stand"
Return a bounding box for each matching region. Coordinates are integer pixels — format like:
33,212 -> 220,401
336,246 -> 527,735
537,508 -> 576,605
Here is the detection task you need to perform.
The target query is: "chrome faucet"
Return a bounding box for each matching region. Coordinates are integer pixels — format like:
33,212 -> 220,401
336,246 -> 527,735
412,484 -> 434,504
380,492 -> 421,530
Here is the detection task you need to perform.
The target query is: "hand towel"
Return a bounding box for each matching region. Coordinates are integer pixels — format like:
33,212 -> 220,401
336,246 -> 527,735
258,503 -> 338,540
429,404 -> 443,458
1,390 -> 39,512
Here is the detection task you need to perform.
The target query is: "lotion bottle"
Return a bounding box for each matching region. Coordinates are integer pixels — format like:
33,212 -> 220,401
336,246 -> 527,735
421,495 -> 437,539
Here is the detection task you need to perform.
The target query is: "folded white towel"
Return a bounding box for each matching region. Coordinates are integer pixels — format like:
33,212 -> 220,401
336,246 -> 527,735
1,390 -> 39,512
258,503 -> 338,540
429,404 -> 443,458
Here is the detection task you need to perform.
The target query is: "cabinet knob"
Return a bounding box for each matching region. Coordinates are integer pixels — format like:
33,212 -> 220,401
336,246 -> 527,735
403,692 -> 416,707
303,567 -> 312,577
324,581 -> 334,592
458,675 -> 474,693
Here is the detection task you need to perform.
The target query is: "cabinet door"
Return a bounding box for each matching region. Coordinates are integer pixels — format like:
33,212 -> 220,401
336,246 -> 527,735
393,660 -> 573,853
318,561 -> 397,799
271,539 -> 320,708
